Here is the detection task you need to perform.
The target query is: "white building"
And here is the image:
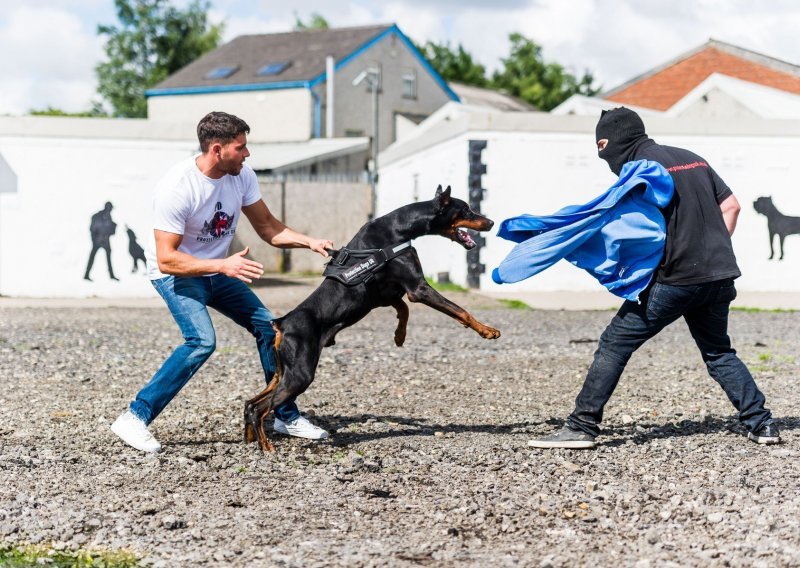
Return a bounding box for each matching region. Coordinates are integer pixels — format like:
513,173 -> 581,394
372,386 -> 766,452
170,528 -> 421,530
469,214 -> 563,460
378,103 -> 800,304
0,116 -> 368,297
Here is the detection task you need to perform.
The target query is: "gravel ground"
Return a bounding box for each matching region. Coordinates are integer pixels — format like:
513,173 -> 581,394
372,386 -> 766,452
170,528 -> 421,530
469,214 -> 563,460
1,282 -> 799,567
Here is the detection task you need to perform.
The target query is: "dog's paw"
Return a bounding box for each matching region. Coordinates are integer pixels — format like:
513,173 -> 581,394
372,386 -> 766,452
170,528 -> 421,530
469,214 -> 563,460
480,326 -> 501,339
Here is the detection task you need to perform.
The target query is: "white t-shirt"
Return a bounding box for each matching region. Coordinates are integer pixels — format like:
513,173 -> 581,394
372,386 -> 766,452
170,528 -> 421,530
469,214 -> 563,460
144,155 -> 262,279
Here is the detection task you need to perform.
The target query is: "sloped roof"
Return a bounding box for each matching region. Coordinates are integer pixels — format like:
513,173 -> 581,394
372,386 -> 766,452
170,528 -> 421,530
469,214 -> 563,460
449,83 -> 537,112
666,73 -> 800,119
150,24 -> 392,92
605,39 -> 800,111
246,137 -> 369,171
550,94 -> 659,117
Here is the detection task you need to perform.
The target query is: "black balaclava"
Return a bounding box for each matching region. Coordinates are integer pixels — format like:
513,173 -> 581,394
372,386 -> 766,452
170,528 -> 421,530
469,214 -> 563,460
595,107 -> 650,175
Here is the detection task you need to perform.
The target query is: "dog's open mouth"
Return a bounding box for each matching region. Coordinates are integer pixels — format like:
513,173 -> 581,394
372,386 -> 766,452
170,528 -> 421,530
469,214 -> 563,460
455,228 -> 476,249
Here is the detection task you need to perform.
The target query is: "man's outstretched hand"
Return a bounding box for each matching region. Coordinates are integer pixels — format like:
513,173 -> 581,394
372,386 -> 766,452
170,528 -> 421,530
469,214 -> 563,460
221,247 -> 264,283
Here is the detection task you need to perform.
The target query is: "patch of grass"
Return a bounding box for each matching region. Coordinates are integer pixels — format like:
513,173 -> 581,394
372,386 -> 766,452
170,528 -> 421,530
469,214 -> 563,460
425,277 -> 468,293
498,298 -> 530,310
235,466 -> 248,474
0,544 -> 139,567
731,306 -> 797,313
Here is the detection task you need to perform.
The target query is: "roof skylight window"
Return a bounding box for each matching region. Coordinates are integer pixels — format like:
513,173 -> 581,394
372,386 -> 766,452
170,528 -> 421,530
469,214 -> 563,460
204,66 -> 239,80
257,61 -> 292,76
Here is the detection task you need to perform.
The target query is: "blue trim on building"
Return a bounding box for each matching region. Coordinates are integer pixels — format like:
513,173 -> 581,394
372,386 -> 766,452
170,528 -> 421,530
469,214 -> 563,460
307,26 -> 395,88
310,90 -> 322,138
145,24 -> 460,103
392,26 -> 460,102
307,25 -> 460,102
145,80 -> 309,97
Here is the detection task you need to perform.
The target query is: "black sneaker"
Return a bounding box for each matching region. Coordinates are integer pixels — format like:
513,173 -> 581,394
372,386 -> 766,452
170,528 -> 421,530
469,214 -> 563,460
528,426 -> 596,449
747,422 -> 781,445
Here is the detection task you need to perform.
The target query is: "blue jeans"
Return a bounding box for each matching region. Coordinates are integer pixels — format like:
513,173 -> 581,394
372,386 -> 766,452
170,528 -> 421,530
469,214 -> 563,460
129,274 -> 300,424
568,278 -> 772,437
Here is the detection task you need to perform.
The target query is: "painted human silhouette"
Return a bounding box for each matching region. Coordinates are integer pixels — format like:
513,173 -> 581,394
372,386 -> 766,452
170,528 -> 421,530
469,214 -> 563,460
84,201 -> 119,281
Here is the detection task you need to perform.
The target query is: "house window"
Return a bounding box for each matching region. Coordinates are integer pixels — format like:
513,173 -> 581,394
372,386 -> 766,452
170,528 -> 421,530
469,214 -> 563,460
402,70 -> 417,99
204,66 -> 239,80
257,61 -> 292,76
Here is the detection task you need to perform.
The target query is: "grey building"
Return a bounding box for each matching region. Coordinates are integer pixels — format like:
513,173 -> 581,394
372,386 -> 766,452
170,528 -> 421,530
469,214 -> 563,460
146,24 -> 459,165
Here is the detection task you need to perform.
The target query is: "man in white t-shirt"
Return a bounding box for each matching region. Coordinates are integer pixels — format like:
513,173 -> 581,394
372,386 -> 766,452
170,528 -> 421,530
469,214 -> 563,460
111,111 -> 333,453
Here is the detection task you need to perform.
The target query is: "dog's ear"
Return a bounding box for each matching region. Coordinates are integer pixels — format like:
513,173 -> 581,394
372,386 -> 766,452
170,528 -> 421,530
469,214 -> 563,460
433,185 -> 451,213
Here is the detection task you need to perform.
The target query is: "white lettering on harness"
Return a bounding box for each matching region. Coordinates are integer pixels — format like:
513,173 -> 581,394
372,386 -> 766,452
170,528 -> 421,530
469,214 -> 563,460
343,258 -> 376,280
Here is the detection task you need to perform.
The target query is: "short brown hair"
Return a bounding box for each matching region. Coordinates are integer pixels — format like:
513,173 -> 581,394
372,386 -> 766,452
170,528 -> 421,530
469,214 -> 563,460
197,112 -> 250,153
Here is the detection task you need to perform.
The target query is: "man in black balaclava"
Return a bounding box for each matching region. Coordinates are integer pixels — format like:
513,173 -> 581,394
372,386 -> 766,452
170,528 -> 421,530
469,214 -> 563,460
594,107 -> 651,175
530,107 -> 780,449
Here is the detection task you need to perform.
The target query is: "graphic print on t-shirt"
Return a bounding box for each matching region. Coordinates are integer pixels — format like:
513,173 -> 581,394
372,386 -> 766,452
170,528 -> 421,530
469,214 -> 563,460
199,202 -> 235,242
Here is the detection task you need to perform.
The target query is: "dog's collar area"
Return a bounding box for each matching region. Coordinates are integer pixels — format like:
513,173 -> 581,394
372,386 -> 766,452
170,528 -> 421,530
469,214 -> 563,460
324,241 -> 413,286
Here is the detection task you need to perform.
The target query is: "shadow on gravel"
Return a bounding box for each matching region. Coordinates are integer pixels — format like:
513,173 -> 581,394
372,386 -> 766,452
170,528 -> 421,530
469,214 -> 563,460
158,417 -> 798,449
600,416 -> 799,447
313,413 -> 550,446
249,277 -> 312,288
167,437 -> 242,447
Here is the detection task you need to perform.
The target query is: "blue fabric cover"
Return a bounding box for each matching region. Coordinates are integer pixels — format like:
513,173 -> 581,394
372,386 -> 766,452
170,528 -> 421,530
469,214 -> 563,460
491,160 -> 675,301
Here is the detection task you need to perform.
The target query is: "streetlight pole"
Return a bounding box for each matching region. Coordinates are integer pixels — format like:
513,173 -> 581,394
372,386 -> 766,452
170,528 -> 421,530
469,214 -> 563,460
353,67 -> 381,220
370,71 -> 379,219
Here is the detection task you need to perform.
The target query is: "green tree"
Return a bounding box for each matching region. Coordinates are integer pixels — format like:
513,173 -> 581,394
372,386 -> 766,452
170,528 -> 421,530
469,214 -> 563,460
294,12 -> 329,30
417,41 -> 488,87
29,102 -> 108,118
491,32 -> 600,111
96,0 -> 223,118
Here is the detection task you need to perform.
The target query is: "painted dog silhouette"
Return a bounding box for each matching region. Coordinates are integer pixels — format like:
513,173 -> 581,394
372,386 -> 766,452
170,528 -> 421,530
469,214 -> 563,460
125,226 -> 147,272
753,196 -> 800,260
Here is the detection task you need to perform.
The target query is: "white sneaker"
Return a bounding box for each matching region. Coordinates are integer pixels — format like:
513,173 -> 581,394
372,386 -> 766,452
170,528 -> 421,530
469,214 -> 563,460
273,415 -> 329,440
111,411 -> 162,453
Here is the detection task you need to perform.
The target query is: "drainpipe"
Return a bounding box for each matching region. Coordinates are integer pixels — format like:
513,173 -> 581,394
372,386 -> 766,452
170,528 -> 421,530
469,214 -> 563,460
326,56 -> 335,138
310,89 -> 321,139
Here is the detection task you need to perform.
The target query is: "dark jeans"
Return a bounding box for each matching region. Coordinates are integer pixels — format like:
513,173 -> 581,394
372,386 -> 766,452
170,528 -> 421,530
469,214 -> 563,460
129,275 -> 300,424
567,278 -> 772,437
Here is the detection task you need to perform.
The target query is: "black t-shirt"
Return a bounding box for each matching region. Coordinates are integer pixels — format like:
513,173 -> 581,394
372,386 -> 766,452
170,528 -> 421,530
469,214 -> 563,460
635,140 -> 741,285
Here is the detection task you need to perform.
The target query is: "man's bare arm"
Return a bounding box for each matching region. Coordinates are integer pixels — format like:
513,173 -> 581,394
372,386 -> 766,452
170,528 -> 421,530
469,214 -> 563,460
719,194 -> 741,236
154,230 -> 264,283
242,200 -> 333,256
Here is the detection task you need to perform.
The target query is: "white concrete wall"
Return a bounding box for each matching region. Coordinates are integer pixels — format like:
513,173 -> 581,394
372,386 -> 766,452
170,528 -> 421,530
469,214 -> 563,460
378,129 -> 800,294
0,136 -> 197,297
147,89 -> 312,142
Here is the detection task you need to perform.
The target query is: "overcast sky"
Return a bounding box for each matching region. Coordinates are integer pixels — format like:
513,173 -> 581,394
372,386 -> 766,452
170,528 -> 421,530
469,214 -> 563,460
1,0 -> 799,115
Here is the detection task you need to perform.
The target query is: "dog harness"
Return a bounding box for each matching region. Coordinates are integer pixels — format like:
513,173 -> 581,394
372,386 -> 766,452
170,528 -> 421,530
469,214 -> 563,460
323,241 -> 413,286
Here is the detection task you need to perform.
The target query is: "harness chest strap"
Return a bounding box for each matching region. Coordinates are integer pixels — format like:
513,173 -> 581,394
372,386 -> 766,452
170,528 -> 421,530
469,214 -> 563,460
323,241 -> 412,286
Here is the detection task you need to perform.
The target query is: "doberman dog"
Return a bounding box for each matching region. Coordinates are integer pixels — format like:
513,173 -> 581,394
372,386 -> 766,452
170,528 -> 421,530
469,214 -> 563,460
244,185 -> 501,451
753,196 -> 800,260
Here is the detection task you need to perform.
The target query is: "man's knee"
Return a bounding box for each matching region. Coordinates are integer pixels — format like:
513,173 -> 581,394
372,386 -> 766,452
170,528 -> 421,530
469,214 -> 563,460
187,333 -> 216,358
595,331 -> 636,367
252,311 -> 277,342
